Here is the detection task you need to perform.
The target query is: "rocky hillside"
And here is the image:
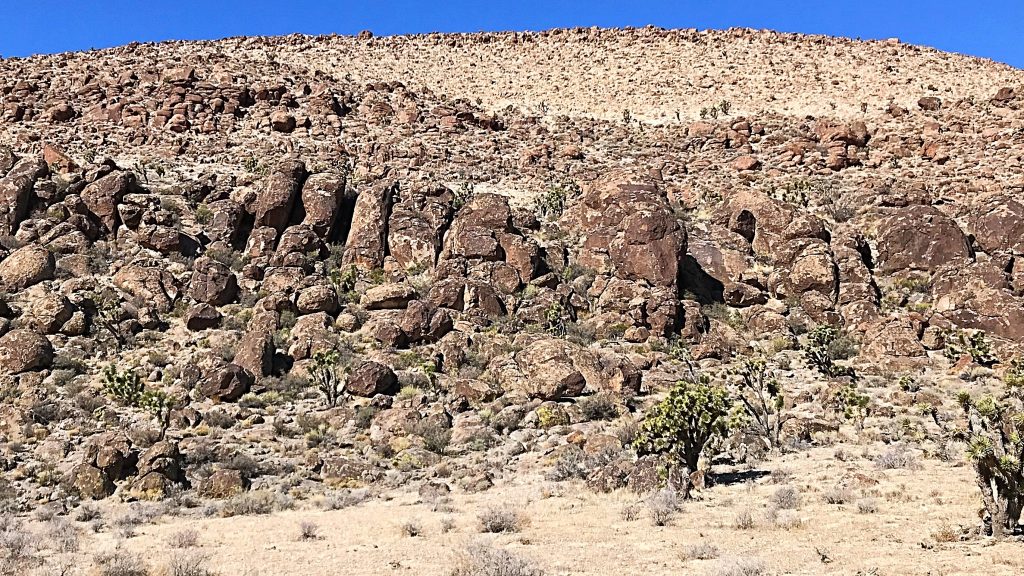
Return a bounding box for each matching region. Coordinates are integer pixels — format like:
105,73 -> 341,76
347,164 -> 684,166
1,26 -> 1023,559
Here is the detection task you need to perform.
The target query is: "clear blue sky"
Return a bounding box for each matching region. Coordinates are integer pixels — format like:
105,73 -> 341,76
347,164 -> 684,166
2,1 -> 1020,68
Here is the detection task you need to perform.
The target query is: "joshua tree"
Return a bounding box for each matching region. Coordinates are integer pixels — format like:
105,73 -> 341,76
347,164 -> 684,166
728,358 -> 792,451
307,349 -> 348,407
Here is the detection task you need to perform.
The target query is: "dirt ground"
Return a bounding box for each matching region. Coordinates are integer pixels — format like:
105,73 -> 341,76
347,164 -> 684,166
22,443 -> 1020,576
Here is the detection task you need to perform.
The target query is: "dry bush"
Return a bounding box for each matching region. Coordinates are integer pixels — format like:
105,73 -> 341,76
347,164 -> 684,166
440,517 -> 456,534
298,521 -> 320,541
321,489 -> 369,510
856,498 -> 879,514
0,516 -> 34,564
577,393 -> 619,421
681,542 -> 720,560
74,504 -> 102,523
646,489 -> 680,527
163,552 -> 213,576
401,519 -> 423,537
822,486 -> 854,505
167,530 -> 199,549
714,557 -> 767,576
874,445 -> 921,470
478,506 -> 524,533
46,518 -> 80,553
450,542 -> 543,576
94,549 -> 149,576
770,485 -> 801,510
220,490 -> 293,517
620,503 -> 641,522
733,509 -> 755,530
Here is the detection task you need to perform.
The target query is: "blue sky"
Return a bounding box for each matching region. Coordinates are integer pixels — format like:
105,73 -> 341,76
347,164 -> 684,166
1,1 -> 1021,68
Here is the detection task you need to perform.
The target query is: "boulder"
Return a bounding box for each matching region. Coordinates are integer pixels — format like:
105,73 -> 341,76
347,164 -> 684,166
348,361 -> 399,397
300,173 -> 347,239
515,338 -> 586,400
23,292 -> 74,334
185,303 -> 222,331
199,364 -> 252,402
875,205 -> 971,274
0,329 -> 54,374
0,156 -> 48,236
361,283 -> 416,310
188,257 -> 238,305
233,330 -> 275,378
254,160 -> 306,232
387,186 -> 454,270
198,469 -> 248,498
113,263 -> 180,313
0,244 -> 55,291
296,284 -> 339,315
82,171 -> 135,234
343,180 -> 396,269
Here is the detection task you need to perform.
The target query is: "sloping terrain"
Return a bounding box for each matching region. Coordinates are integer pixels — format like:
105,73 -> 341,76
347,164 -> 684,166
1,27 -> 1023,576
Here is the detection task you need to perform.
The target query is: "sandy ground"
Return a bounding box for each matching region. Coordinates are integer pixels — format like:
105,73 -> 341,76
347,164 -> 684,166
25,443 -> 1020,576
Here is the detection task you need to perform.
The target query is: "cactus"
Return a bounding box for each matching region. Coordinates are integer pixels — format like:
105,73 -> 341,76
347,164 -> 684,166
957,372 -> 1024,538
634,373 -> 730,497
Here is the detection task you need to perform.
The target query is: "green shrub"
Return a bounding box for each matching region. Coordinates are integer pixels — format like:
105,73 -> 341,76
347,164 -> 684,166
802,326 -> 857,379
944,329 -> 996,366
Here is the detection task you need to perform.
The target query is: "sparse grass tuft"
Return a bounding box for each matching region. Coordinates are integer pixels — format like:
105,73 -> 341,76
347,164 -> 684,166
478,505 -> 524,533
450,542 -> 543,576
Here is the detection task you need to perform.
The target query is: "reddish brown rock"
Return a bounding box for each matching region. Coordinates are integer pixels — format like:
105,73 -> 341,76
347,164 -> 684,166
348,361 -> 399,397
343,180 -> 396,269
0,329 -> 53,374
0,244 -> 55,291
254,160 -> 307,232
875,205 -> 970,274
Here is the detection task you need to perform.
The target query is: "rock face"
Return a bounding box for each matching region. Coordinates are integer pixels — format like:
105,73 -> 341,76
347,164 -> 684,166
82,171 -> 135,233
188,257 -> 239,305
0,329 -> 54,373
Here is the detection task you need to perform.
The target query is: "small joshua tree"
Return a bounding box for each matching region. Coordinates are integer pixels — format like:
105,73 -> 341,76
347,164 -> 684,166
307,349 -> 348,407
944,329 -> 997,366
103,365 -> 176,438
957,369 -> 1024,538
803,326 -> 857,379
634,372 -> 730,498
728,358 -> 791,451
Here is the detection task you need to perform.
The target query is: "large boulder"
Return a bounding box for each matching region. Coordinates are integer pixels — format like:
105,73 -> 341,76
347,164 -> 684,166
254,160 -> 306,232
82,171 -> 135,234
0,329 -> 54,374
199,364 -> 253,402
361,283 -> 416,310
233,330 -> 275,378
0,244 -> 55,291
343,180 -> 397,269
347,361 -> 399,397
388,186 -> 454,270
0,156 -> 48,236
188,257 -> 238,306
563,170 -> 686,287
515,338 -> 587,400
300,173 -> 347,239
113,262 -> 180,313
875,205 -> 971,274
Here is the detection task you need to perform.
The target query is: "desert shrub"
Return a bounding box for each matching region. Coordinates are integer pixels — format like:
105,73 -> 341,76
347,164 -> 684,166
681,542 -> 720,561
620,503 -> 642,522
856,498 -> 879,514
646,488 -> 680,526
547,447 -> 588,482
298,521 -> 319,541
401,519 -> 423,537
577,393 -> 619,421
167,529 -> 199,549
47,518 -> 79,553
823,486 -> 854,505
802,326 -> 857,379
832,383 -> 870,429
957,377 -> 1024,538
102,365 -> 174,438
714,557 -> 767,576
874,445 -> 921,470
728,358 -> 791,451
93,549 -> 149,576
634,374 -> 730,498
409,419 -> 452,455
733,509 -> 755,530
477,505 -> 523,533
450,542 -> 543,576
0,516 -> 34,568
322,488 -> 369,510
74,504 -> 102,523
771,485 -> 801,510
220,490 -> 292,517
164,552 -> 213,576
